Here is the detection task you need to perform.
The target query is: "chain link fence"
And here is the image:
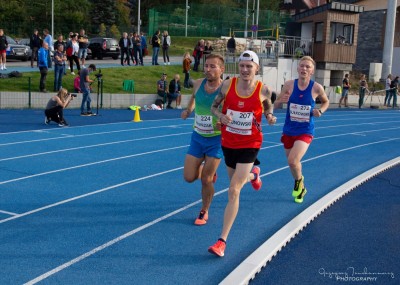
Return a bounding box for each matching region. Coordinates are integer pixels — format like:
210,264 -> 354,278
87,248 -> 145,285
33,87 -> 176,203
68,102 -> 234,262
148,4 -> 291,38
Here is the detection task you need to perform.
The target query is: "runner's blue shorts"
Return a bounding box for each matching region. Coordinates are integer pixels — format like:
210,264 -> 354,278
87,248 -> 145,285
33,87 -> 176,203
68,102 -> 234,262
187,131 -> 223,159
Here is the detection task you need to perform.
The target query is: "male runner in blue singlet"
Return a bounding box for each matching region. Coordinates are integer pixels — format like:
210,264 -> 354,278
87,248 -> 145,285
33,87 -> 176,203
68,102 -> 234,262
275,56 -> 329,203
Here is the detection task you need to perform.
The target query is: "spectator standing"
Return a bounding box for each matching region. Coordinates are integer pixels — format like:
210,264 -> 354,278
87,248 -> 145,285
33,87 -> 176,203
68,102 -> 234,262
53,44 -> 67,92
204,41 -> 213,54
265,40 -> 272,57
182,52 -> 192,88
388,76 -> 399,108
53,35 -> 66,53
29,29 -> 41,68
203,40 -> 213,62
151,30 -> 161,65
338,73 -> 350,108
43,29 -> 53,68
161,30 -> 171,65
119,32 -> 131,66
54,35 -> 67,75
384,74 -> 392,106
140,32 -> 147,58
44,88 -> 74,127
157,73 -> 168,106
66,33 -> 80,75
38,42 -> 49,92
227,33 -> 236,61
0,29 -> 8,70
168,74 -> 182,109
133,32 -> 143,66
128,33 -> 135,64
80,64 -> 96,116
77,29 -> 89,68
193,39 -> 205,72
358,74 -> 368,109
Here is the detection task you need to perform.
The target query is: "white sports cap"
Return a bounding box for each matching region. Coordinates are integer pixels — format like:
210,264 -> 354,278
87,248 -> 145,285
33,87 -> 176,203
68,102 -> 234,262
238,50 -> 259,66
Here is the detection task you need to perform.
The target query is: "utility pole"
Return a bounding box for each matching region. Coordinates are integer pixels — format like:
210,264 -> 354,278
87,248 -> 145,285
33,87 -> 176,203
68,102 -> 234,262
382,0 -> 397,79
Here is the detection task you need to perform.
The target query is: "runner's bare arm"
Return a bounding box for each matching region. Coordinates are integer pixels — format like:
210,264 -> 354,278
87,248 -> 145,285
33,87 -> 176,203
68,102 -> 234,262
260,85 -> 276,125
182,79 -> 203,119
211,81 -> 228,120
181,92 -> 195,119
313,83 -> 330,117
274,80 -> 294,105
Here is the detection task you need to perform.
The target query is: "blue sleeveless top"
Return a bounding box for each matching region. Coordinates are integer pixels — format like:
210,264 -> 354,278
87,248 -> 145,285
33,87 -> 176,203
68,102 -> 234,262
283,79 -> 316,136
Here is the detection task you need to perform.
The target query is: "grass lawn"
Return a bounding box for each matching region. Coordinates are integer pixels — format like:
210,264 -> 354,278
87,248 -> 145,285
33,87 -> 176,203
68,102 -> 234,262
0,65 -> 205,95
0,36 -> 219,95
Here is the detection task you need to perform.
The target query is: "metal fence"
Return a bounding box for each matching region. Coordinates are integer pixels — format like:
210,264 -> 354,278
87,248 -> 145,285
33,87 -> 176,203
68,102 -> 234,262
148,5 -> 290,38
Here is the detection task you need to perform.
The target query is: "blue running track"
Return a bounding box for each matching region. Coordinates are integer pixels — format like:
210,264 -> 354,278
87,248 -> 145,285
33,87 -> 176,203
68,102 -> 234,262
0,108 -> 399,285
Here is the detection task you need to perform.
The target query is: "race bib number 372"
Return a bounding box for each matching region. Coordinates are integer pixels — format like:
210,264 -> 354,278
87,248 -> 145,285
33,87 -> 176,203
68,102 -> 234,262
289,103 -> 311,123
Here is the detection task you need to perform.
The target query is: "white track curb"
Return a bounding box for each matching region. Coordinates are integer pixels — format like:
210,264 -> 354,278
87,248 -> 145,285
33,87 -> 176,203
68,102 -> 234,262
220,156 -> 400,285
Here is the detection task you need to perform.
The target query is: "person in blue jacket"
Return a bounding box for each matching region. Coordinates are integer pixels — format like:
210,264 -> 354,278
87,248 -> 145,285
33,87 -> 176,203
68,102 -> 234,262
38,42 -> 49,92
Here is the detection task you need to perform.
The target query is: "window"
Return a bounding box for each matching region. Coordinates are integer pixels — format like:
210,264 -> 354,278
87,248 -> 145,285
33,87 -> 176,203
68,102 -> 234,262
315,22 -> 324,42
330,22 -> 354,45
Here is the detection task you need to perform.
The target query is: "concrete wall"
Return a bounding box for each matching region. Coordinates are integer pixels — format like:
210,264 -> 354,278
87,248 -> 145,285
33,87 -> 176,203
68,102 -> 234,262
355,10 -> 385,73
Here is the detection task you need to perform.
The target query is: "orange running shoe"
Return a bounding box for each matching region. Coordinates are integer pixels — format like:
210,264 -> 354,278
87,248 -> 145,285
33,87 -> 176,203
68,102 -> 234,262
250,166 -> 262,191
194,210 -> 208,226
208,239 -> 226,257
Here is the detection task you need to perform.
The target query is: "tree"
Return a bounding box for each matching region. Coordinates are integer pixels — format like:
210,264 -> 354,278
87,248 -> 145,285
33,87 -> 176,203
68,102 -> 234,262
90,0 -> 117,27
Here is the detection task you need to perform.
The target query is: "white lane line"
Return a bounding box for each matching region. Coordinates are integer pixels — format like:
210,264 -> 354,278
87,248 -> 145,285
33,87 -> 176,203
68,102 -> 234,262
0,167 -> 183,224
0,132 -> 192,162
0,145 -> 188,186
0,209 -> 18,216
23,195 -> 201,285
221,157 -> 400,285
2,122 -> 399,163
0,118 -> 192,136
21,138 -> 400,284
0,123 -> 193,147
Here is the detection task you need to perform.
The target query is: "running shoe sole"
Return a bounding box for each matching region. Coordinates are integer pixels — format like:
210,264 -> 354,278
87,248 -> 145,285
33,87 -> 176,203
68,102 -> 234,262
208,241 -> 225,257
250,166 -> 262,191
194,210 -> 208,226
295,188 -> 307,203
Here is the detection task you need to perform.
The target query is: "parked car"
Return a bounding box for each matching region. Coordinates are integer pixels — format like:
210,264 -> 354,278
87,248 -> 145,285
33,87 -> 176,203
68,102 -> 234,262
18,38 -> 30,47
5,36 -> 31,61
88,37 -> 120,60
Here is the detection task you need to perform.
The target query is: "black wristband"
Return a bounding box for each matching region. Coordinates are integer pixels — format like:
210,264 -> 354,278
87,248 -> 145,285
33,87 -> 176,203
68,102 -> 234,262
318,109 -> 323,115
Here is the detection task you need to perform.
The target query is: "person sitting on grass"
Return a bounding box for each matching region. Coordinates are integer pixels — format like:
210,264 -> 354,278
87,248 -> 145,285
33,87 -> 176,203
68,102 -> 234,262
168,73 -> 182,109
44,88 -> 75,127
157,73 -> 169,107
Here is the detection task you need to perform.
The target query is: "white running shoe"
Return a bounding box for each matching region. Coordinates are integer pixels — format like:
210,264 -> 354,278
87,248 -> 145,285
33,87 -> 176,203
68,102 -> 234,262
176,105 -> 182,109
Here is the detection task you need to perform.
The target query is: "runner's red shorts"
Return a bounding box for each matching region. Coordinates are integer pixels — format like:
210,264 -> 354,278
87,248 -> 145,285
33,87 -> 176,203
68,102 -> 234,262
281,134 -> 313,149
